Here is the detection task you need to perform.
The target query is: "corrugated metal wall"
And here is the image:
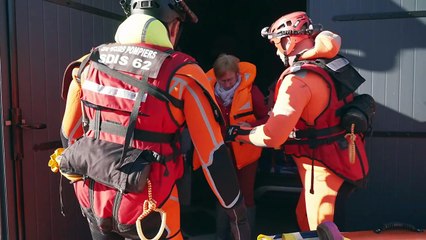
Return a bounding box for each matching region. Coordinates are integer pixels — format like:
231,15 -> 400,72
11,0 -> 122,239
308,0 -> 426,231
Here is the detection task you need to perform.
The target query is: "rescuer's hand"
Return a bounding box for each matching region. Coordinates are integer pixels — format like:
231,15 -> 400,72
225,125 -> 252,142
223,195 -> 251,240
224,125 -> 240,142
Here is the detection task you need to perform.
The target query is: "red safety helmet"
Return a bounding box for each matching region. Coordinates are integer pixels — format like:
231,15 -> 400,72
261,11 -> 316,55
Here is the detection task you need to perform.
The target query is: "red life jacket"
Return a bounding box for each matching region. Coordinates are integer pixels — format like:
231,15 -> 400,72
279,60 -> 369,184
73,42 -> 195,228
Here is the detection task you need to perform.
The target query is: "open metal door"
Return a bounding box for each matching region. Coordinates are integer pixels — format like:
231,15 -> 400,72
1,0 -> 123,239
1,0 -> 21,239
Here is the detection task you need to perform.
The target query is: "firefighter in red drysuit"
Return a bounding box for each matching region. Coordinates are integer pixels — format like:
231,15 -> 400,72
226,11 -> 370,231
56,0 -> 250,239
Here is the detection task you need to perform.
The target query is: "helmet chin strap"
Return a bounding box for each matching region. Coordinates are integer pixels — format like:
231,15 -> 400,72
119,0 -> 131,16
279,39 -> 291,67
283,54 -> 290,68
277,49 -> 290,67
280,35 -> 312,67
282,50 -> 304,67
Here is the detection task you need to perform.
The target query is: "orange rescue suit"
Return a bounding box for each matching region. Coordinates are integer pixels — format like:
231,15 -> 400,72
236,31 -> 369,230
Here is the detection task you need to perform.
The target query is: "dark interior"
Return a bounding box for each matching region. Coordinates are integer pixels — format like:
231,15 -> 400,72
179,0 -> 307,94
177,1 -> 308,238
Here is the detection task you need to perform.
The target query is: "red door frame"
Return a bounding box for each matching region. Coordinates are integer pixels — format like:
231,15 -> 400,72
1,0 -> 26,239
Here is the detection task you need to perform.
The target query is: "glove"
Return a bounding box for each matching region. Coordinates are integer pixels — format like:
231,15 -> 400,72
224,125 -> 241,142
223,196 -> 251,240
48,148 -> 83,182
224,125 -> 252,143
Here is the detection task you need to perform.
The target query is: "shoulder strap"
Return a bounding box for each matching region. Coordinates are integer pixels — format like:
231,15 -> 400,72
293,55 -> 366,100
120,73 -> 148,161
76,54 -> 91,84
62,60 -> 83,100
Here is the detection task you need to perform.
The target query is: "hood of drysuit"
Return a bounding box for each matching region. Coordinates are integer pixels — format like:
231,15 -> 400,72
298,30 -> 342,61
115,13 -> 173,48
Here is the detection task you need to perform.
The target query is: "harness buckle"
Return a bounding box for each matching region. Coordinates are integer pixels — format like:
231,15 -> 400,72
288,128 -> 301,140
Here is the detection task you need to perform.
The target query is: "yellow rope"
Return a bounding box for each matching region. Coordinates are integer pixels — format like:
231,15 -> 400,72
345,123 -> 357,164
136,179 -> 167,240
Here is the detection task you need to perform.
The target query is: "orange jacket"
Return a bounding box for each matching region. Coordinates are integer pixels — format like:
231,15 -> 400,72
208,62 -> 265,169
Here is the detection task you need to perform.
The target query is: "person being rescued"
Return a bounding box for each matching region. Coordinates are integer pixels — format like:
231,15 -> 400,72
225,11 -> 375,231
193,54 -> 269,239
49,0 -> 251,239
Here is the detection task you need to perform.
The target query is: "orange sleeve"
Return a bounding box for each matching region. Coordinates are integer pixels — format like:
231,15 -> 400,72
170,64 -> 241,208
236,72 -> 313,148
172,64 -> 224,167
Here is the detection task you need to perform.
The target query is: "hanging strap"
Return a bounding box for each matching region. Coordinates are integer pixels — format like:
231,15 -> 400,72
76,54 -> 92,84
121,84 -> 146,161
86,119 -> 177,143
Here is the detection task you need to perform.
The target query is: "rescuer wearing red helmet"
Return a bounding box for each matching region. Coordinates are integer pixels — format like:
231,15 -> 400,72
226,11 -> 372,231
53,0 -> 251,239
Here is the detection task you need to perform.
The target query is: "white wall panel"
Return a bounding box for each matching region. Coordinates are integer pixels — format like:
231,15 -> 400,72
308,0 -> 426,231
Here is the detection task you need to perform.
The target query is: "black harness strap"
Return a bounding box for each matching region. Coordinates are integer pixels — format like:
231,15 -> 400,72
293,125 -> 344,139
88,120 -> 176,143
285,132 -> 346,148
121,80 -> 147,161
91,61 -> 183,109
87,62 -> 183,163
233,111 -> 255,120
76,54 -> 92,84
75,48 -> 183,181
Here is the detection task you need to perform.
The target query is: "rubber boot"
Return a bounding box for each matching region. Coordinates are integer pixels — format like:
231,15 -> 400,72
224,197 -> 251,240
216,203 -> 231,240
247,206 -> 256,237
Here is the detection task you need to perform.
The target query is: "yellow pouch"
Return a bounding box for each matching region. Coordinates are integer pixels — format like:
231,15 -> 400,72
48,148 -> 83,182
48,148 -> 64,173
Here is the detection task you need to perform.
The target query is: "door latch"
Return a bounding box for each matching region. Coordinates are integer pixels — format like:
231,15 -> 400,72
5,119 -> 47,129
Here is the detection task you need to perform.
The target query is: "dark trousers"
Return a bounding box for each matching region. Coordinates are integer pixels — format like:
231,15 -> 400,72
88,222 -> 128,240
